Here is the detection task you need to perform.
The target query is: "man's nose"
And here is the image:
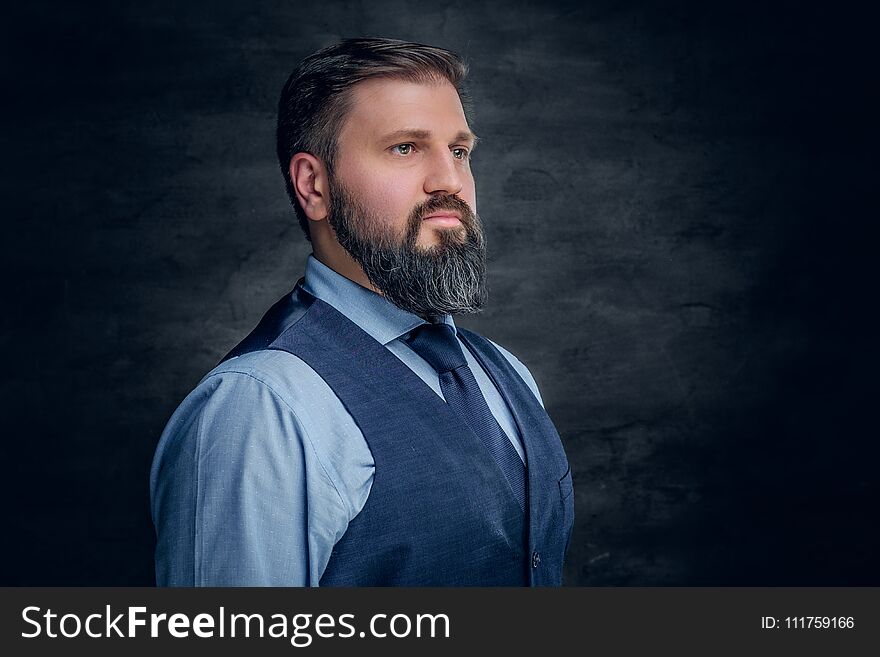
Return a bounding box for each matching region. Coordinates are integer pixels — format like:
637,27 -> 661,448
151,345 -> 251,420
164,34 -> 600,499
423,149 -> 463,196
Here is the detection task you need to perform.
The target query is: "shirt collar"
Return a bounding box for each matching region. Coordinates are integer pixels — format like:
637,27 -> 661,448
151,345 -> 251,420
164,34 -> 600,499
300,254 -> 456,345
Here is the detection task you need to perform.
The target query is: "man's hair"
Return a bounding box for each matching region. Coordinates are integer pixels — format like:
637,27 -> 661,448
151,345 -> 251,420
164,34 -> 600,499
276,37 -> 471,241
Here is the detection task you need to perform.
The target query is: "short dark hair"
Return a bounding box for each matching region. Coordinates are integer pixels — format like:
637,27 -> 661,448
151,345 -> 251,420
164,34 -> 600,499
276,37 -> 471,241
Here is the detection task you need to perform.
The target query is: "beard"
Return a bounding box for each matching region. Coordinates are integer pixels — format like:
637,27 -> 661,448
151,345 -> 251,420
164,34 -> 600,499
326,178 -> 487,319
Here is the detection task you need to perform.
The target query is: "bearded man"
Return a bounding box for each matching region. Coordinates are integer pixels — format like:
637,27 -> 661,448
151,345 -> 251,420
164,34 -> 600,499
150,38 -> 573,586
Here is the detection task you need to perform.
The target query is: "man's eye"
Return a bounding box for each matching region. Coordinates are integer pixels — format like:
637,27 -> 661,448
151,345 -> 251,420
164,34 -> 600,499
452,147 -> 469,160
392,144 -> 414,155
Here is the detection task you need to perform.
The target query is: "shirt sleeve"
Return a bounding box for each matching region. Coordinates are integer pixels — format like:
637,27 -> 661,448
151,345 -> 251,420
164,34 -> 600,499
150,369 -> 348,586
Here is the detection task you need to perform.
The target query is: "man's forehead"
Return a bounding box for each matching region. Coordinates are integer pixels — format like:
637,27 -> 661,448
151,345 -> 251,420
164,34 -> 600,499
343,77 -> 471,141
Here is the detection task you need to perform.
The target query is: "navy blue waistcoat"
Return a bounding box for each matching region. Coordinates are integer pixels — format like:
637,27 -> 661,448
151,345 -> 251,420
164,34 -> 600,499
225,291 -> 573,586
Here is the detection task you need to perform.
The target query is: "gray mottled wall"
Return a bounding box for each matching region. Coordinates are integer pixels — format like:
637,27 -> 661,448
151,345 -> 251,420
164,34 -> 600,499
2,0 -> 876,584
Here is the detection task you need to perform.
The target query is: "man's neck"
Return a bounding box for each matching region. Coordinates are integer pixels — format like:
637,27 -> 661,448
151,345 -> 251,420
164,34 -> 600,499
311,237 -> 444,324
312,241 -> 380,296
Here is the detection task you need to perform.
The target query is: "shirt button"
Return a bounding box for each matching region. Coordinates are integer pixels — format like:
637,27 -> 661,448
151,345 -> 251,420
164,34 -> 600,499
531,551 -> 541,568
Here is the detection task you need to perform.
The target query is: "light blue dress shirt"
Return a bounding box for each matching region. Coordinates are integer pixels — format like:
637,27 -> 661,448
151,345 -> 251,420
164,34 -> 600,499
150,254 -> 544,586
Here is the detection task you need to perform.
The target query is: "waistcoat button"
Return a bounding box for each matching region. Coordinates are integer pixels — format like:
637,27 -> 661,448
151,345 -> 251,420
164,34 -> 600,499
531,551 -> 541,568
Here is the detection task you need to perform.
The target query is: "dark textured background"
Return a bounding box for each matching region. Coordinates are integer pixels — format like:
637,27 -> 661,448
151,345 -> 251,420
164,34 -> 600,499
2,0 -> 877,585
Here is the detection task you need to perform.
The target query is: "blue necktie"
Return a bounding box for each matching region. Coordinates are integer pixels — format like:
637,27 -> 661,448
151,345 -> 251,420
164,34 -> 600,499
405,322 -> 527,511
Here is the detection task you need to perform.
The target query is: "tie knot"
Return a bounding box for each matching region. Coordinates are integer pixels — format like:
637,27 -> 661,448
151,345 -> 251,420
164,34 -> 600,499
405,323 -> 466,374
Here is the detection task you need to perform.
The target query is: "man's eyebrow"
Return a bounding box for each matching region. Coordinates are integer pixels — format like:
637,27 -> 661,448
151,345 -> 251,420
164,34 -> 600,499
380,128 -> 479,148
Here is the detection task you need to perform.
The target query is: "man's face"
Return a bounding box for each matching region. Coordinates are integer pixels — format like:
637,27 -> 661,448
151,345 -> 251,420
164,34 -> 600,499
327,77 -> 487,317
333,77 -> 478,248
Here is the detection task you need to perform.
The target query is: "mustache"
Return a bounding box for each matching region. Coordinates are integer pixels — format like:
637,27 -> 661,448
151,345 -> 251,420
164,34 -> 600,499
409,194 -> 475,224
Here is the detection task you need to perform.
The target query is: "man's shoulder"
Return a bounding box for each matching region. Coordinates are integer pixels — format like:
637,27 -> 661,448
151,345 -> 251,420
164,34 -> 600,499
153,350 -> 326,446
201,348 -> 315,398
462,331 -> 546,408
160,349 -> 320,442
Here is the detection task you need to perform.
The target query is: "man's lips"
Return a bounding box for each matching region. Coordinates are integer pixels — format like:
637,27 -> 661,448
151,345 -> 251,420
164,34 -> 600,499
421,212 -> 461,227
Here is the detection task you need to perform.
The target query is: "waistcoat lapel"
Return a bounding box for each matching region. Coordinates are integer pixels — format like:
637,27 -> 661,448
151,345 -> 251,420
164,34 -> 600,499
457,329 -> 574,586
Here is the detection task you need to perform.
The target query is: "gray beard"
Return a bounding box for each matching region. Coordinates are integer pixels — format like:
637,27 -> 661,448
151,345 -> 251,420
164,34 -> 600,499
327,181 -> 487,319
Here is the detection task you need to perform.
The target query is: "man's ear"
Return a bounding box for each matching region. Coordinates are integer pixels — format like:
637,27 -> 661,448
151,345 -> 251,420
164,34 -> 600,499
290,153 -> 329,222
